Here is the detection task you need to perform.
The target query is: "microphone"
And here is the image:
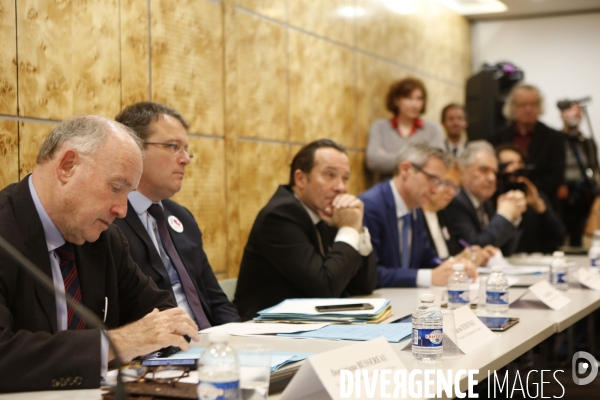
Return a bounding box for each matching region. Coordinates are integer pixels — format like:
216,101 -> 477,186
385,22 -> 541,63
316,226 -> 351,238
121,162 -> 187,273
0,235 -> 126,400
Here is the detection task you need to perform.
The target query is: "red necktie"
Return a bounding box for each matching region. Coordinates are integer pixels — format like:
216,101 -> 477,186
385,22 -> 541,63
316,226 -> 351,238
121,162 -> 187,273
55,243 -> 86,330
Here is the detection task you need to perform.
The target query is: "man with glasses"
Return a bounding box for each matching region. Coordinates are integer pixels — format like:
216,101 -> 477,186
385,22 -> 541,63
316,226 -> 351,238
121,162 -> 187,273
115,102 -> 240,328
359,142 -> 478,288
446,141 -> 526,256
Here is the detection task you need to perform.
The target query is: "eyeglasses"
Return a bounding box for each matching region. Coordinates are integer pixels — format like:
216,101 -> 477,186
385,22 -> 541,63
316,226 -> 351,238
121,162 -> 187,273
120,364 -> 190,385
144,142 -> 194,159
411,163 -> 442,188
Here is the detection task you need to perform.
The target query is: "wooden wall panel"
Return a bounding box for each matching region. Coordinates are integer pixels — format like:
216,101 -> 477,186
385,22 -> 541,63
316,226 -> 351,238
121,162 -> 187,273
236,0 -> 286,21
355,0 -> 416,68
289,30 -> 356,148
0,0 -> 17,115
347,150 -> 368,196
289,0 -> 355,46
151,0 -> 224,136
236,11 -> 287,141
17,0 -> 121,120
237,140 -> 289,255
356,55 -> 410,149
18,121 -> 55,178
0,121 -> 18,188
171,136 -> 228,276
121,0 -> 149,107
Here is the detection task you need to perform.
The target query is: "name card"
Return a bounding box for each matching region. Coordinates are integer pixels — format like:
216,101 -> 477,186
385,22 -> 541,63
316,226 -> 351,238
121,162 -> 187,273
528,280 -> 571,311
578,267 -> 600,291
453,306 -> 496,354
280,337 -> 405,400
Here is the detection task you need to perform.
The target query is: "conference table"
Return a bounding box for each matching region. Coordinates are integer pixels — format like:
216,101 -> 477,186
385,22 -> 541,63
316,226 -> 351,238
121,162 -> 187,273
2,256 -> 600,399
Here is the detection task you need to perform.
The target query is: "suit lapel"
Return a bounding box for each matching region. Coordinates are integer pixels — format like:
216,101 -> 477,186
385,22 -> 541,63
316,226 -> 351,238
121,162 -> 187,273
458,191 -> 482,232
12,178 -> 58,333
382,183 -> 400,264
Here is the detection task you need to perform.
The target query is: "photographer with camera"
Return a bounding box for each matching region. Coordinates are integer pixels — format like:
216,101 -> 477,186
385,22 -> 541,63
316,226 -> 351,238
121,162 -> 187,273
496,143 -> 565,253
557,99 -> 600,247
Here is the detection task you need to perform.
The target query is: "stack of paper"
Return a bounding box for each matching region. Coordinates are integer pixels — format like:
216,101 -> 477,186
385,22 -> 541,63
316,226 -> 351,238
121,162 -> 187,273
277,323 -> 411,342
254,298 -> 392,324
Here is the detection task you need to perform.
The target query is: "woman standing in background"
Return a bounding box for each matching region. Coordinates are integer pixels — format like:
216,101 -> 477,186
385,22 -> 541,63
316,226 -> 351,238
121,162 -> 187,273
366,77 -> 445,180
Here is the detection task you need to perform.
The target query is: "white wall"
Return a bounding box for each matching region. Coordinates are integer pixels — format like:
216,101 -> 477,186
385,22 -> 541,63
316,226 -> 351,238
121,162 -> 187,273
472,12 -> 600,141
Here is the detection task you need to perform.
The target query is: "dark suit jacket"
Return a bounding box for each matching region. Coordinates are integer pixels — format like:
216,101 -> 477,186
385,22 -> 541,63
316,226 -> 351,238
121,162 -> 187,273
0,178 -> 175,393
445,190 -> 521,256
422,209 -> 463,257
114,199 -> 240,326
491,121 -> 566,210
233,185 -> 377,321
359,181 -> 439,288
515,192 -> 565,254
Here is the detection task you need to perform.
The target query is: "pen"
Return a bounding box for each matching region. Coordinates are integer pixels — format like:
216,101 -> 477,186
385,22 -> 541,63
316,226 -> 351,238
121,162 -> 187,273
103,297 -> 108,323
433,257 -> 444,265
458,239 -> 472,249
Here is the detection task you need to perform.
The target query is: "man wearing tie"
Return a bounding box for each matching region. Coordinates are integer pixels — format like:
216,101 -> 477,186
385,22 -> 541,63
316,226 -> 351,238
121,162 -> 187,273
234,139 -> 377,321
360,142 -> 477,288
445,141 -> 526,256
441,104 -> 468,157
114,102 -> 240,328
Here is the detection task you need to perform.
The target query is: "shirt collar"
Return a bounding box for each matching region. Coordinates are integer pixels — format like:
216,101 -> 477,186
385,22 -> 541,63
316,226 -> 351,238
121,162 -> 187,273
390,116 -> 424,135
463,189 -> 481,209
128,191 -> 163,215
389,180 -> 410,219
293,193 -> 320,225
446,136 -> 466,149
28,175 -> 65,252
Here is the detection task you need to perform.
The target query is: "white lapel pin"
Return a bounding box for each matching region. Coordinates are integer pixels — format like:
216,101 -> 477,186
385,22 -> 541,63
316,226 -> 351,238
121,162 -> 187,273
168,215 -> 184,233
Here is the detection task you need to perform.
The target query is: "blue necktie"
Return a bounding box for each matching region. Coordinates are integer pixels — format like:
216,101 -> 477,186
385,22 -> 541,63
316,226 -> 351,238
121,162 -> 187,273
401,213 -> 411,269
55,243 -> 86,330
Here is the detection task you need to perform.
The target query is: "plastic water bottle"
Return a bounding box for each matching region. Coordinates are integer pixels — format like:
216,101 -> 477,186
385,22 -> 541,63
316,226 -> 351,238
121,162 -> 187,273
589,231 -> 600,267
550,251 -> 569,291
447,263 -> 470,310
486,266 -> 509,314
197,333 -> 240,400
412,293 -> 443,362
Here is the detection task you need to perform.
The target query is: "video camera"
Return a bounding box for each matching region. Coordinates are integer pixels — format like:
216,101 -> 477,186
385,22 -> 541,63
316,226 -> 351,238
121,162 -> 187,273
557,96 -> 591,111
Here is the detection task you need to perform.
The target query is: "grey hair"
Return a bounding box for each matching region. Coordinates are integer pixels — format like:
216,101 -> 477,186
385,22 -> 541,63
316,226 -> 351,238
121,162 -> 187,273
502,83 -> 545,121
36,115 -> 144,164
394,142 -> 450,176
457,140 -> 495,168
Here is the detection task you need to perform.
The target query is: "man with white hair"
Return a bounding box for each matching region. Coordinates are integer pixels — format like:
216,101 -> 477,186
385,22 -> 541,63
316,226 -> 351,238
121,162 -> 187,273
490,83 -> 565,211
445,141 -> 527,256
0,116 -> 199,392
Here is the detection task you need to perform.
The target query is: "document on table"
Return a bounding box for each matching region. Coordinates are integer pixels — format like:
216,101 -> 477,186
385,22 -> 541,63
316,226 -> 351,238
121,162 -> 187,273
479,251 -> 548,275
259,298 -> 389,316
528,280 -> 571,310
201,322 -> 329,336
578,267 -> 600,291
277,323 -> 412,343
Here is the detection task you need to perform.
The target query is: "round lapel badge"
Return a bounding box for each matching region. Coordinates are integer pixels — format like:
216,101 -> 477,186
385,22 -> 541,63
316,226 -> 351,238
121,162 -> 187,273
168,215 -> 184,233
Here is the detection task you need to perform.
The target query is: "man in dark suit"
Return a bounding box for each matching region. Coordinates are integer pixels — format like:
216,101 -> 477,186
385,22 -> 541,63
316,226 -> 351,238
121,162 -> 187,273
234,139 -> 377,321
490,84 -> 565,211
0,116 -> 199,393
446,141 -> 527,256
114,102 -> 240,327
360,142 -> 477,288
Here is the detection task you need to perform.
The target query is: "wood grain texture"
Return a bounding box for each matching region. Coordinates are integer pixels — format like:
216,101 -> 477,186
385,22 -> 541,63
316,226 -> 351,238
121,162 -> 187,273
289,0 -> 355,46
18,121 -> 56,178
355,0 -> 416,68
171,136 -> 227,275
121,0 -> 150,108
238,140 -> 289,255
0,120 -> 19,188
289,30 -> 356,148
356,54 -> 410,149
236,0 -> 286,21
0,0 -> 17,115
17,0 -> 121,119
236,11 -> 287,141
348,149 -> 369,196
151,0 -> 224,136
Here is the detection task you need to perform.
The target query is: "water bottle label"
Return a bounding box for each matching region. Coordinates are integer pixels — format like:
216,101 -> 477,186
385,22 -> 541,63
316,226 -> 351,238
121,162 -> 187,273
448,290 -> 470,304
198,380 -> 240,400
592,258 -> 600,267
556,273 -> 568,284
486,291 -> 508,305
412,328 -> 443,347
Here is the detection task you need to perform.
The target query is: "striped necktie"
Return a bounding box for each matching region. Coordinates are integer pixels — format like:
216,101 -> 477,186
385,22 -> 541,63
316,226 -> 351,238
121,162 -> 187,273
55,243 -> 86,330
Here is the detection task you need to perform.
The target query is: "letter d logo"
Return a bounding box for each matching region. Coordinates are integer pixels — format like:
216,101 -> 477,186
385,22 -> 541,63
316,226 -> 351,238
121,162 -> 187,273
572,351 -> 598,385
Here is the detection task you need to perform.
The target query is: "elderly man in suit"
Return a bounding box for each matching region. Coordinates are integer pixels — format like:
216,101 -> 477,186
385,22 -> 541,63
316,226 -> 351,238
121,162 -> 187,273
234,139 -> 377,321
114,102 -> 240,328
446,141 -> 527,256
360,142 -> 478,288
0,116 -> 199,393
